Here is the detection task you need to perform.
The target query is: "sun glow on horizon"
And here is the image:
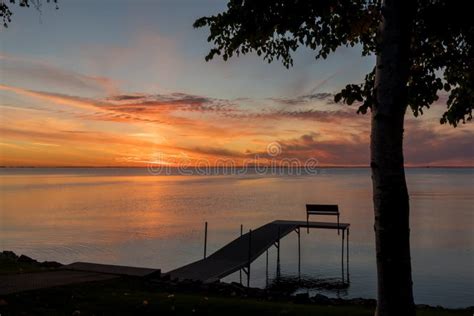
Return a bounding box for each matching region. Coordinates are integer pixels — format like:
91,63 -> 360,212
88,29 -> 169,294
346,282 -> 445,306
1,78 -> 473,168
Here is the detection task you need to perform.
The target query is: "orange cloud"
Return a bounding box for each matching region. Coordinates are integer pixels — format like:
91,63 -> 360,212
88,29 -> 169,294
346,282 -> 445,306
1,83 -> 472,167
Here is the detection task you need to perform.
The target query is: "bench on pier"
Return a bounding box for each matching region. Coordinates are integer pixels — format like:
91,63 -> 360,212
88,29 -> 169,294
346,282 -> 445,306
306,204 -> 340,234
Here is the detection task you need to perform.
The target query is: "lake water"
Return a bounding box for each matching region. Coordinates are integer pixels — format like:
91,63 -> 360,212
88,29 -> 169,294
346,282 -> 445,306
0,168 -> 472,307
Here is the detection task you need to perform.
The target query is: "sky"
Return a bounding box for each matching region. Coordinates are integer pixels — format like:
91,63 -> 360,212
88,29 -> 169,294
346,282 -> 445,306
0,0 -> 472,167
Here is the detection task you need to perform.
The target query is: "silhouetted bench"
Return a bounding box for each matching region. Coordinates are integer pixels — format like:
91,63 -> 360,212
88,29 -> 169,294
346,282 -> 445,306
306,204 -> 340,234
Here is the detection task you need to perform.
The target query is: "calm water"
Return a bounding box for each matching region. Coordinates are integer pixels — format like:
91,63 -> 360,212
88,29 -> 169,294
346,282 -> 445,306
0,168 -> 472,307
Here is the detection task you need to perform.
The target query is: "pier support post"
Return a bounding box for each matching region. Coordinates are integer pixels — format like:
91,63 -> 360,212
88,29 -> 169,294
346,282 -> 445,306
204,221 -> 208,259
295,228 -> 301,278
265,250 -> 269,287
346,228 -> 350,283
341,228 -> 345,283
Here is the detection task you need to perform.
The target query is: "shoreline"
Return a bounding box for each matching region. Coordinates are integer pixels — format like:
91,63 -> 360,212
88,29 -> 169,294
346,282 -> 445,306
1,166 -> 473,169
1,251 -> 472,315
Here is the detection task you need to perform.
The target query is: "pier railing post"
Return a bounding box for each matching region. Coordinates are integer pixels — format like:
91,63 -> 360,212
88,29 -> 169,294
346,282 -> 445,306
337,214 -> 340,235
240,224 -> 243,285
247,229 -> 252,287
307,213 -> 309,234
204,221 -> 208,259
276,226 -> 281,278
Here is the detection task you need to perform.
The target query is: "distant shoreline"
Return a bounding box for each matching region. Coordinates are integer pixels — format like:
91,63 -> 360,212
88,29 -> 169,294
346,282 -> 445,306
1,166 -> 473,169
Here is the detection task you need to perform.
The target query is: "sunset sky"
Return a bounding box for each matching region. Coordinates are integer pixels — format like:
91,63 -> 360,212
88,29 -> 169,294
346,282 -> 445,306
1,0 -> 472,167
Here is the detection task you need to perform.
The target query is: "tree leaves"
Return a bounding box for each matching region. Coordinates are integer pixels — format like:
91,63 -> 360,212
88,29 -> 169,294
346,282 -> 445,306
193,0 -> 380,69
194,0 -> 472,127
1,0 -> 59,28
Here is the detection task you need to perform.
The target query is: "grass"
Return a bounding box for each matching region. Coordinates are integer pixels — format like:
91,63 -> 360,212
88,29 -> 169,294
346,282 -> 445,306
0,260 -> 48,275
0,277 -> 471,316
0,252 -> 61,275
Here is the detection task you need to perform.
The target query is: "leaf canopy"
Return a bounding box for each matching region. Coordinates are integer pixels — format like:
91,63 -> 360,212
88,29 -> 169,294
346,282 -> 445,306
194,0 -> 473,126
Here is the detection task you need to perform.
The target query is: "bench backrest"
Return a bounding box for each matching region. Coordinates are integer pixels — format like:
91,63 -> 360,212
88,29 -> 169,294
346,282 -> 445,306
306,204 -> 339,215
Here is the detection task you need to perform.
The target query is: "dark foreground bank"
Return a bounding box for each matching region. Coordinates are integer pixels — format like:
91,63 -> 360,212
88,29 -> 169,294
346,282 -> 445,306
0,251 -> 472,316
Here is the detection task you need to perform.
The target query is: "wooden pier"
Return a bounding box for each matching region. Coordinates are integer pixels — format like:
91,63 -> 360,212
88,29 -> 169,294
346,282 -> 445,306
166,220 -> 350,284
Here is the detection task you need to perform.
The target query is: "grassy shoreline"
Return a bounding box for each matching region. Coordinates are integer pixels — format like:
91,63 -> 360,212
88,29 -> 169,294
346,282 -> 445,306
1,277 -> 472,316
1,252 -> 472,315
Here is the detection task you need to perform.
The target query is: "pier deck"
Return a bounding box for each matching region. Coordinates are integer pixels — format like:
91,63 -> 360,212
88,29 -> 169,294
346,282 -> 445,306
166,220 -> 349,283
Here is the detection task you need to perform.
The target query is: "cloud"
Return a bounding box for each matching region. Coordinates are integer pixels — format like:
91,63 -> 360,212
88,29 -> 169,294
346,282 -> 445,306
253,119 -> 474,166
0,126 -> 153,148
251,108 -> 360,122
267,133 -> 369,165
0,54 -> 118,95
0,84 -> 105,111
0,83 -> 363,129
107,94 -> 146,101
187,146 -> 245,158
1,82 -> 472,167
0,84 -> 197,125
269,92 -> 335,106
404,121 -> 474,166
104,92 -> 235,114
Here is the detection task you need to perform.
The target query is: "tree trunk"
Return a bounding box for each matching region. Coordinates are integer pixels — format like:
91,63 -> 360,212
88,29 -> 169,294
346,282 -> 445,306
372,1 -> 415,315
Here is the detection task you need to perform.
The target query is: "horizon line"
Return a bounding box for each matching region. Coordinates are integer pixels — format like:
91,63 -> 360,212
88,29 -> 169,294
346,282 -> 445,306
1,165 -> 473,169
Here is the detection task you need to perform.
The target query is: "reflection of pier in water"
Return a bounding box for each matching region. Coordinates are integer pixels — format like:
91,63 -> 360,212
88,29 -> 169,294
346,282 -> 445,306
166,220 -> 350,286
267,274 -> 350,296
